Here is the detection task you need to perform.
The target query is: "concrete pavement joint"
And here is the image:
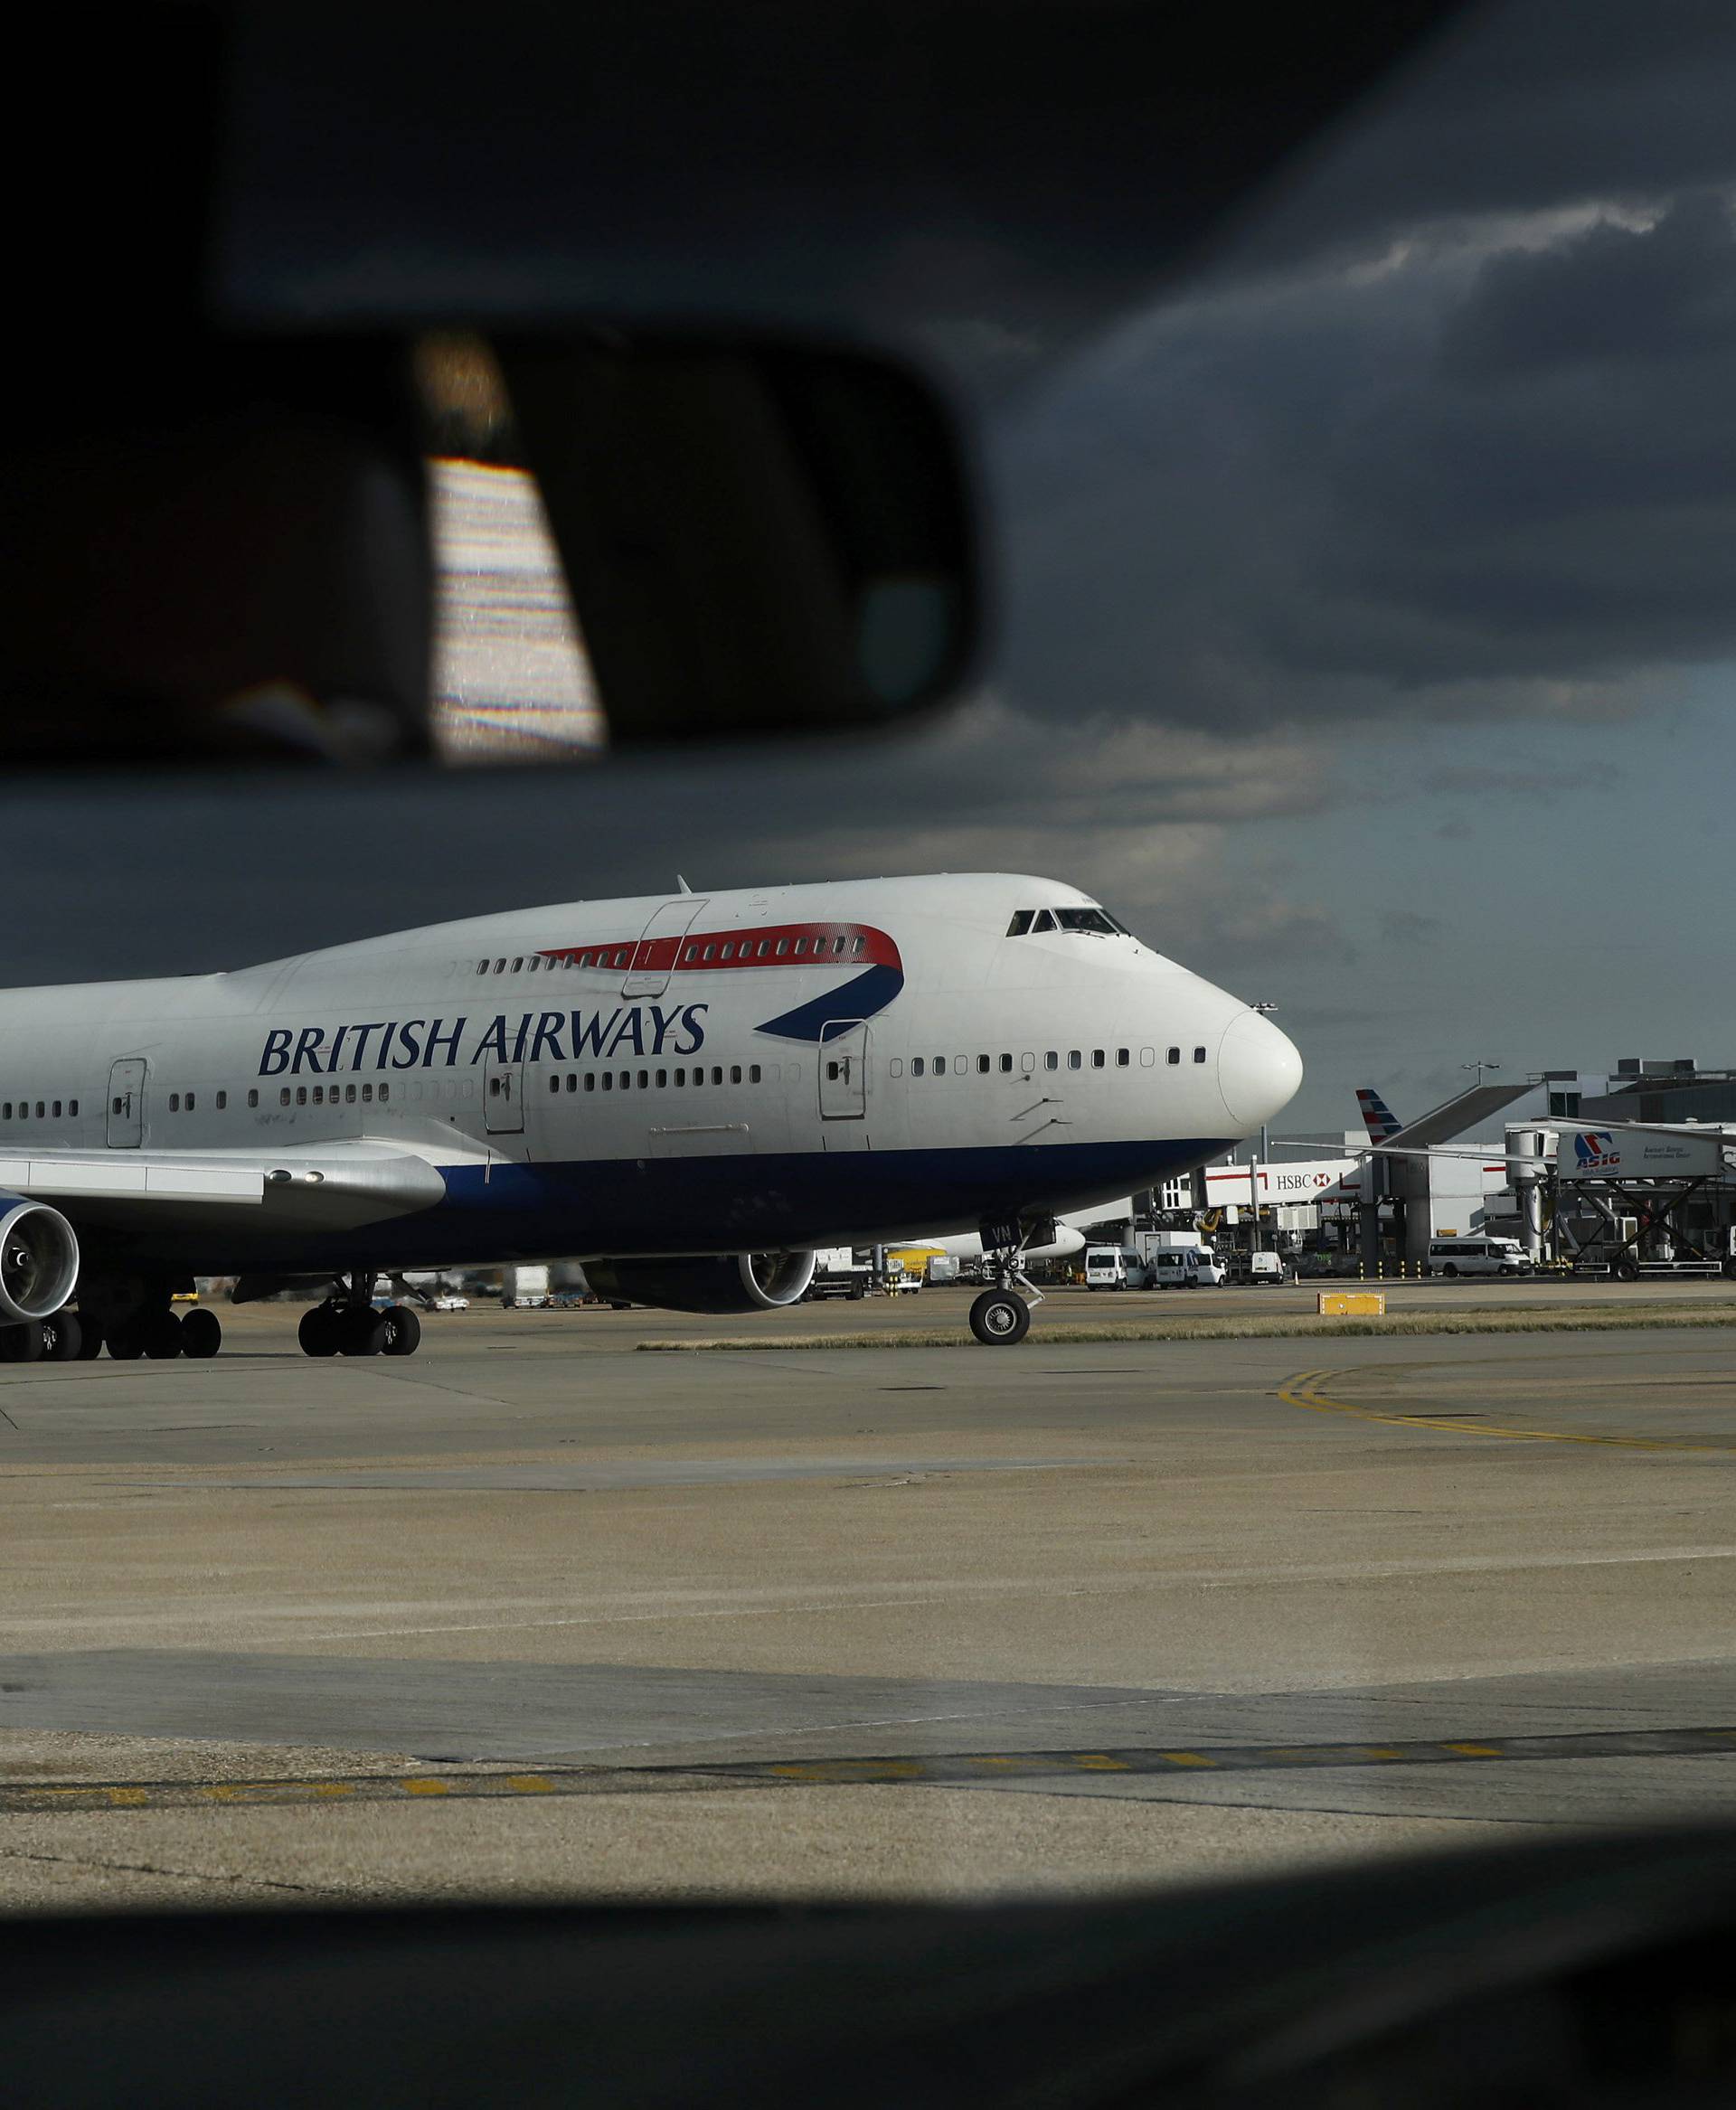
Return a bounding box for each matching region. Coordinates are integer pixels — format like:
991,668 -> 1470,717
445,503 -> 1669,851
6,1725 -> 1735,1813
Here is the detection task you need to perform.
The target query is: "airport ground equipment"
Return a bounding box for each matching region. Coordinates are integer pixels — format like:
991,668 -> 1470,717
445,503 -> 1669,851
806,1248 -> 872,1299
1509,1123 -> 1736,1280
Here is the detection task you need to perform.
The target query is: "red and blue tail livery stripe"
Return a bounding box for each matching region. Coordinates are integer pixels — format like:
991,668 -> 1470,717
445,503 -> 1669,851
1355,1087 -> 1403,1142
537,923 -> 905,1044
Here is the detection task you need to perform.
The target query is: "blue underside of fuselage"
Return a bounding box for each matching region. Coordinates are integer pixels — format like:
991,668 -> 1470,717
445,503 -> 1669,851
95,1138 -> 1237,1276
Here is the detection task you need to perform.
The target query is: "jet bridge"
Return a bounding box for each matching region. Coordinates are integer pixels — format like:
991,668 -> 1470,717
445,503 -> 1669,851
1350,1081 -> 1533,1275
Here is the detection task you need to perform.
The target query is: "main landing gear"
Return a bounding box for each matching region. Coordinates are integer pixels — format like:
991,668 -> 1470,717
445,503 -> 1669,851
100,1305 -> 221,1360
31,1275 -> 225,1361
298,1272 -> 423,1358
0,1314 -> 88,1361
967,1220 -> 1043,1346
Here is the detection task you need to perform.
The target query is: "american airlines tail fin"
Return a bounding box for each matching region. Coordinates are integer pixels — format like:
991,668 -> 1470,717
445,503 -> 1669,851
1355,1088 -> 1403,1144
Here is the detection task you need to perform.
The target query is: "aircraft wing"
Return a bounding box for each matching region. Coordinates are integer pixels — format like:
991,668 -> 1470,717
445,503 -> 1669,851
1370,1081 -> 1533,1154
0,1142 -> 448,1235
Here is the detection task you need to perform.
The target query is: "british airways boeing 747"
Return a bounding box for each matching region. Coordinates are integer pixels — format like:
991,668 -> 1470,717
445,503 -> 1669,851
0,874 -> 1299,1357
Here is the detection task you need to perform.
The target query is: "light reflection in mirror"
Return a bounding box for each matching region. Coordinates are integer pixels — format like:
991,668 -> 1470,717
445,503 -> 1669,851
428,458 -> 604,763
415,332 -> 605,763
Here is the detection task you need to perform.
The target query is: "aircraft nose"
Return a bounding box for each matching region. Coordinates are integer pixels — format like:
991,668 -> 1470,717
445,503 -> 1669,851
1217,1011 -> 1303,1130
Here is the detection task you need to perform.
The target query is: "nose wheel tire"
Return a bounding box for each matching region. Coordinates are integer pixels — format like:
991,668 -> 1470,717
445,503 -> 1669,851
180,1308 -> 222,1359
969,1289 -> 1031,1345
381,1305 -> 421,1356
39,1312 -> 82,1361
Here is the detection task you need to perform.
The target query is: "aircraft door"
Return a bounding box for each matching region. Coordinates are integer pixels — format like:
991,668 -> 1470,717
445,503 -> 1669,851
819,1022 -> 869,1120
623,897 -> 710,998
484,1058 -> 524,1134
107,1059 -> 146,1147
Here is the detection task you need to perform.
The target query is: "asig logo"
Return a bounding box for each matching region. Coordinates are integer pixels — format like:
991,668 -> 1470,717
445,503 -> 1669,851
1573,1131 -> 1619,1172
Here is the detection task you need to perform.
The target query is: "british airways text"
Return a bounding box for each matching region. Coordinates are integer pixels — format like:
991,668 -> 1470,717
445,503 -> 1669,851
258,1006 -> 709,1077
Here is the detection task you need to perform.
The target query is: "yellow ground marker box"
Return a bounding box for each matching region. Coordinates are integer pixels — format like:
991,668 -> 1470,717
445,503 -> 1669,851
1317,1290 -> 1385,1317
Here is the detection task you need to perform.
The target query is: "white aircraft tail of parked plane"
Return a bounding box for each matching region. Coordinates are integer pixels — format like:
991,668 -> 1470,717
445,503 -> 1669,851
0,874 -> 1299,1357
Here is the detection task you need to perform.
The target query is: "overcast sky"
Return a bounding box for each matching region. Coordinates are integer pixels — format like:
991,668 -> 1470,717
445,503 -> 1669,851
20,0 -> 1736,1136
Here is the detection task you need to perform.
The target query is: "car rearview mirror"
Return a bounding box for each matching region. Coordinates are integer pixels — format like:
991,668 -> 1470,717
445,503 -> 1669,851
0,330 -> 977,771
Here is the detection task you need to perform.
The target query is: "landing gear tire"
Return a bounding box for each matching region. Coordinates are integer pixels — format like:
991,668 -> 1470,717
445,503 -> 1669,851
381,1305 -> 421,1357
969,1289 -> 1031,1346
298,1305 -> 340,1358
181,1308 -> 222,1359
39,1311 -> 82,1361
339,1307 -> 390,1357
74,1315 -> 104,1360
105,1321 -> 146,1361
0,1321 -> 44,1362
144,1311 -> 184,1360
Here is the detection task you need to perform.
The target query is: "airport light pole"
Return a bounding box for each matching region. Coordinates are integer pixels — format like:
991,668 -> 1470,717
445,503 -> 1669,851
1461,1060 -> 1501,1088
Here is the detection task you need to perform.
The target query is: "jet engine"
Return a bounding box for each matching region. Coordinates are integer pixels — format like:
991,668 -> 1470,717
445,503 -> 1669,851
0,1196 -> 80,1323
584,1250 -> 816,1314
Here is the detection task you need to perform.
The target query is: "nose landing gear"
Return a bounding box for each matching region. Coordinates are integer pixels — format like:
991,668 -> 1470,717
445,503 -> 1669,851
968,1219 -> 1043,1345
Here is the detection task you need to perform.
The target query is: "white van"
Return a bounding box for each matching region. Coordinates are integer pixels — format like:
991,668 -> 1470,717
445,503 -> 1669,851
1147,1248 -> 1227,1289
1229,1251 -> 1287,1286
1084,1246 -> 1127,1289
1426,1237 -> 1532,1278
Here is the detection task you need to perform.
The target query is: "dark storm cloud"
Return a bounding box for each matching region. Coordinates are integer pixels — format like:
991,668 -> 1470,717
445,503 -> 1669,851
1217,0 -> 1736,281
995,189 -> 1736,726
10,706 -> 1329,986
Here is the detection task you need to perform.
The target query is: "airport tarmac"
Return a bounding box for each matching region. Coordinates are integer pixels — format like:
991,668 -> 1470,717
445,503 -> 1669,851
2,1292 -> 1734,1909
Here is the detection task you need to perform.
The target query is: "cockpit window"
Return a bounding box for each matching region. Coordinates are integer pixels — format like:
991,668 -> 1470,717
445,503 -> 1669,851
1030,909 -> 1057,933
1005,910 -> 1033,937
1053,908 -> 1119,936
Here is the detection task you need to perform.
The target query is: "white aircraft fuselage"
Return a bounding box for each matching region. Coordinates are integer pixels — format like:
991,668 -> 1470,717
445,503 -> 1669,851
0,874 -> 1300,1328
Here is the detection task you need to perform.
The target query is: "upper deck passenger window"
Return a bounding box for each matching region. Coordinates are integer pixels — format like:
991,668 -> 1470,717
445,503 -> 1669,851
1005,910 -> 1033,937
